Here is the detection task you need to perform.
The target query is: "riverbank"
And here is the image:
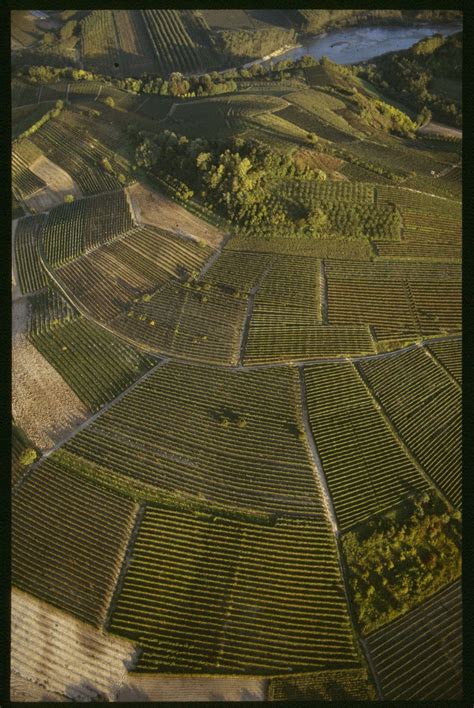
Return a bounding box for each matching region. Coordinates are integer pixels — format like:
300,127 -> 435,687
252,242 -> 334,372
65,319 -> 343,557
253,21 -> 462,68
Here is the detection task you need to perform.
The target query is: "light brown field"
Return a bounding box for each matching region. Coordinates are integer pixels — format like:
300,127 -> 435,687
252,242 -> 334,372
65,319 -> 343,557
117,675 -> 267,702
126,181 -> 225,248
11,588 -> 138,702
12,334 -> 89,451
26,156 -> 82,212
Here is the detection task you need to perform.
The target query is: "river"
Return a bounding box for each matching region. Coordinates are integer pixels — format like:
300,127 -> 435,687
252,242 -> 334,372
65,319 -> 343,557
257,23 -> 462,67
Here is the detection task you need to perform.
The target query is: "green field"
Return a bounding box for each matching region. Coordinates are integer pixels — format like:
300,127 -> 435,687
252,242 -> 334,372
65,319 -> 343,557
11,15 -> 462,699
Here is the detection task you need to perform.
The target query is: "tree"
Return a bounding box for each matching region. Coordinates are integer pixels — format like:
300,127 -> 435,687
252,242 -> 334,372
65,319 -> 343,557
103,96 -> 115,108
416,105 -> 432,127
19,448 -> 37,466
307,132 -> 318,144
64,194 -> 75,203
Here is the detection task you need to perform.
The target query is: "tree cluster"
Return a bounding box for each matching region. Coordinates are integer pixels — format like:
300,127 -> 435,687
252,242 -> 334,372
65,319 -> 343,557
357,32 -> 462,127
135,131 -> 321,228
17,100 -> 65,140
343,491 -> 461,634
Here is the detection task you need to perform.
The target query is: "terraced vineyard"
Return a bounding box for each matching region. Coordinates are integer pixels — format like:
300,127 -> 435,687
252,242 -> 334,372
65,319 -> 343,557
14,214 -> 49,294
42,190 -> 133,268
141,9 -> 203,75
360,347 -> 461,508
366,580 -> 462,700
426,338 -> 462,384
110,505 -> 361,673
325,260 -> 461,342
63,363 -> 322,515
11,14 -> 463,701
112,280 -> 246,364
28,289 -> 157,412
13,457 -> 138,626
303,362 -> 429,530
29,118 -> 124,195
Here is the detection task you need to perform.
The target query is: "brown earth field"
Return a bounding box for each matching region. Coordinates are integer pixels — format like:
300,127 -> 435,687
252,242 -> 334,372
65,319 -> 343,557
126,181 -> 225,248
11,588 -> 138,702
26,155 -> 82,212
117,676 -> 267,702
12,333 -> 89,452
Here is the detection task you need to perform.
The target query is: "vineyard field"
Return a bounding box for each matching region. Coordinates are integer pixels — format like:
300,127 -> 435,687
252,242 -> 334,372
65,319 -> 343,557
366,580 -> 462,700
303,362 -> 429,530
226,236 -> 374,260
12,422 -> 38,487
81,10 -> 120,75
110,505 -> 361,673
28,289 -> 157,412
42,190 -> 133,268
13,457 -> 138,626
360,347 -> 461,508
11,588 -> 138,702
141,9 -> 204,75
14,214 -> 49,295
325,260 -> 461,341
426,338 -> 461,384
29,118 -> 124,196
112,280 -> 247,363
12,149 -> 46,200
63,363 -> 323,515
267,668 -> 376,701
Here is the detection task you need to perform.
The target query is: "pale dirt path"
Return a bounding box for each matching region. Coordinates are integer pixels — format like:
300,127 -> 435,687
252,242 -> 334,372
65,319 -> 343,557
126,181 -> 225,248
418,121 -> 462,139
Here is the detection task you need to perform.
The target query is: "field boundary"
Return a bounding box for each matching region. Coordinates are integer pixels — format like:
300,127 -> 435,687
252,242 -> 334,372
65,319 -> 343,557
298,366 -> 379,693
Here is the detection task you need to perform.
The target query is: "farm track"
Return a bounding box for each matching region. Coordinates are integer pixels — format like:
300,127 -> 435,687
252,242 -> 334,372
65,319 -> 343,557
104,504 -> 146,633
319,259 -> 328,324
197,231 -> 232,279
237,263 -> 273,367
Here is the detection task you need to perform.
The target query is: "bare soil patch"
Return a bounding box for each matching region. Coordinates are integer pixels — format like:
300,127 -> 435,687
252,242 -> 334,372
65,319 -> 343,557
26,156 -> 82,212
11,588 -> 138,702
11,672 -> 70,702
126,181 -> 225,248
12,335 -> 89,451
117,675 -> 267,702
